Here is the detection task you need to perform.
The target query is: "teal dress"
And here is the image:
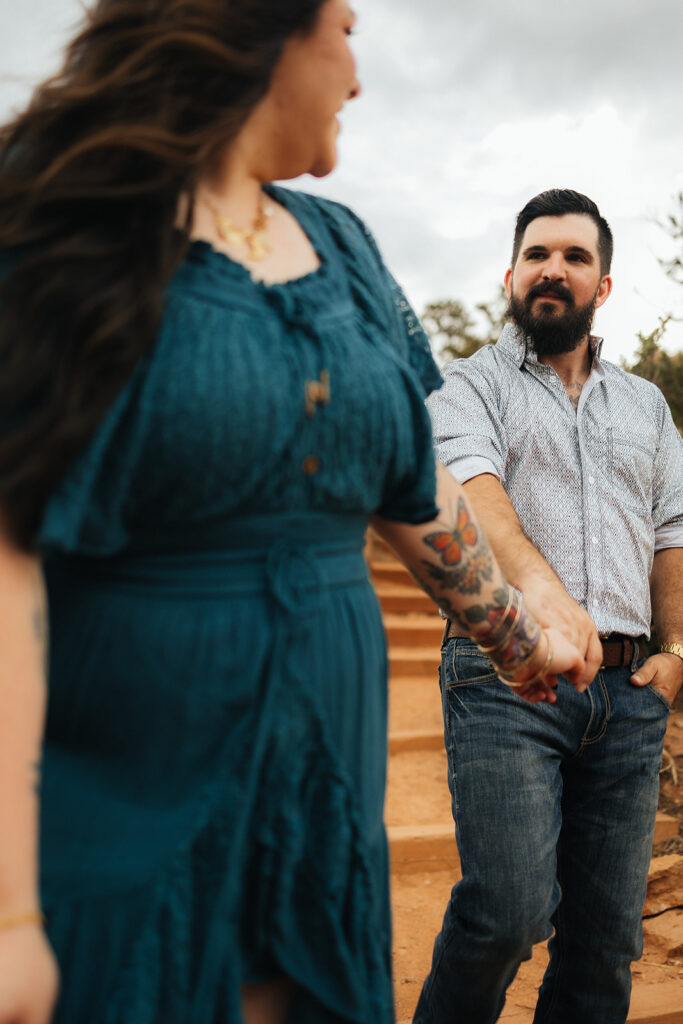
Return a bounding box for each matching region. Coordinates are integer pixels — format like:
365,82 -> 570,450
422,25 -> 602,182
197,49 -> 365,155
37,187 -> 442,1023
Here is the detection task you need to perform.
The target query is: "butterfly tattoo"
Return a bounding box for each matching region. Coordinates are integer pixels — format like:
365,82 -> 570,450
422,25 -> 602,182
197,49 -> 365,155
424,500 -> 478,565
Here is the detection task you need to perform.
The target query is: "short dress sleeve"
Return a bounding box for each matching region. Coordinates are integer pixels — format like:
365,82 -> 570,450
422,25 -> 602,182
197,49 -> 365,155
374,272 -> 442,524
38,357 -> 151,556
308,195 -> 442,525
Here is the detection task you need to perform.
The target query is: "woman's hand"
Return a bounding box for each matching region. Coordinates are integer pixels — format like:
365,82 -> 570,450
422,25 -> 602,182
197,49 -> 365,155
0,925 -> 59,1024
503,628 -> 587,705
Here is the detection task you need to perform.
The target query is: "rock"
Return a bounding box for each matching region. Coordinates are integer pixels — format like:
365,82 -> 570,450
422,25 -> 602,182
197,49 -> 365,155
642,908 -> 683,959
644,854 -> 683,916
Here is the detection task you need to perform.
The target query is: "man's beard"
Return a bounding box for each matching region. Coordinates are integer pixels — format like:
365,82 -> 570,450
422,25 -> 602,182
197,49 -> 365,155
507,281 -> 598,357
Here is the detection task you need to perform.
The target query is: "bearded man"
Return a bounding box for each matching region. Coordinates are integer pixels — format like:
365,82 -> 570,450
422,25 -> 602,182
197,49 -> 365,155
415,189 -> 683,1024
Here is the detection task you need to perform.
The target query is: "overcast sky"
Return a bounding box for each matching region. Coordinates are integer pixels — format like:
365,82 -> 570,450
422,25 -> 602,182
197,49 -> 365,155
2,0 -> 682,363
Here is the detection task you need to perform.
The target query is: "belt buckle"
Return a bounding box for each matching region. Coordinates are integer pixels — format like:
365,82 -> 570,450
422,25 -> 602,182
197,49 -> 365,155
599,632 -> 610,672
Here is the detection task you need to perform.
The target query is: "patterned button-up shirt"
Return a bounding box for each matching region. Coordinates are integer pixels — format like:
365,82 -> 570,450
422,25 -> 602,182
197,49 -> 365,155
429,323 -> 683,637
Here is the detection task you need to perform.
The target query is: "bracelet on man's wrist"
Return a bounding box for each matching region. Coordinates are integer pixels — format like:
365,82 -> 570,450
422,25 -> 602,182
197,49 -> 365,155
660,642 -> 683,662
0,909 -> 45,931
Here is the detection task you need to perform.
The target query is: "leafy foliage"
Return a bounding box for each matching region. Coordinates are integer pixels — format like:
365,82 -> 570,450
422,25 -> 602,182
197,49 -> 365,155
660,190 -> 683,287
622,317 -> 683,433
621,194 -> 683,435
421,286 -> 508,361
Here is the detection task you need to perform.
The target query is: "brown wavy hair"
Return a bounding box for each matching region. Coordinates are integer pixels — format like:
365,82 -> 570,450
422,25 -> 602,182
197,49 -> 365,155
0,0 -> 326,549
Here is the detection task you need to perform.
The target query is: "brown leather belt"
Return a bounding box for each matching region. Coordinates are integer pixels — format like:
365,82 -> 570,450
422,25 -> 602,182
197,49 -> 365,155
445,624 -> 645,670
599,633 -> 646,670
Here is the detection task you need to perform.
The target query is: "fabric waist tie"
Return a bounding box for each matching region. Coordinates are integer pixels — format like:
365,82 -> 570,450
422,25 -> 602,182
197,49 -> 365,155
46,512 -> 370,610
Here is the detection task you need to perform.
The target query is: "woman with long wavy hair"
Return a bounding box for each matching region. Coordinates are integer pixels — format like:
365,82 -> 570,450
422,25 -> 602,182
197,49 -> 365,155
0,1 -> 591,1022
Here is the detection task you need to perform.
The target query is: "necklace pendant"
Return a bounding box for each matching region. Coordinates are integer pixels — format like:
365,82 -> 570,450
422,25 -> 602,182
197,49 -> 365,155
249,231 -> 271,261
201,192 -> 273,260
226,226 -> 247,247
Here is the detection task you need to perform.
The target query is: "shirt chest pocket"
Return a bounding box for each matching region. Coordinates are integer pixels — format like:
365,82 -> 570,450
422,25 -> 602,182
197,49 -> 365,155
601,430 -> 656,513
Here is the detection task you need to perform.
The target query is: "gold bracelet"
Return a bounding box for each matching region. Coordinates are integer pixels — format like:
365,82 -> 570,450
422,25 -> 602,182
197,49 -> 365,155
489,611 -> 543,675
477,588 -> 521,654
660,642 -> 683,662
0,910 -> 45,931
500,634 -> 553,689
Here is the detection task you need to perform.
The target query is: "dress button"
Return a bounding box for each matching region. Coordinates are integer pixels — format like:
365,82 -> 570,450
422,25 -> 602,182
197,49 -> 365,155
302,455 -> 321,476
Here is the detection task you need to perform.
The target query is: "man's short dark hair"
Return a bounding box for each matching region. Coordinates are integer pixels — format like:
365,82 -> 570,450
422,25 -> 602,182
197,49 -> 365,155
511,189 -> 613,275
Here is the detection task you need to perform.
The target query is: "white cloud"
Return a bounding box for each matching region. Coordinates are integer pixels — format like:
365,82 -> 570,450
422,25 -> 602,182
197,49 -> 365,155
1,0 -> 682,359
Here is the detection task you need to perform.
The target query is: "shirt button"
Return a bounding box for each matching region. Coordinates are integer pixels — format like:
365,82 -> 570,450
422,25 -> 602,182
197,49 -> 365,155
588,476 -> 595,484
302,455 -> 321,476
592,536 -> 598,544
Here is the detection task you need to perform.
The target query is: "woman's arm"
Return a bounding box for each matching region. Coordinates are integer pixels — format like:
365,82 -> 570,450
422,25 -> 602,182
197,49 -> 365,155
373,463 -> 600,700
0,528 -> 58,1024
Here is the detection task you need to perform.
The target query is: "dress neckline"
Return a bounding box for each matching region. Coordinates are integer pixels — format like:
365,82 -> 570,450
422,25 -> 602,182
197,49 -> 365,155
185,183 -> 329,293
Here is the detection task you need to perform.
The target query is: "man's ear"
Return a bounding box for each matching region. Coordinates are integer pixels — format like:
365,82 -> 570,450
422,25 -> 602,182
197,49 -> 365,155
595,274 -> 613,310
504,268 -> 513,299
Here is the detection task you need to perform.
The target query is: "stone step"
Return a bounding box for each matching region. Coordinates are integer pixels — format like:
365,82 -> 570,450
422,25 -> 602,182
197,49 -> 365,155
388,824 -> 459,875
655,813 -> 680,844
389,677 -> 443,735
389,730 -> 444,754
374,582 -> 436,615
386,747 -> 451,833
384,612 -> 444,647
626,981 -> 683,1023
371,561 -> 416,586
389,646 -> 441,678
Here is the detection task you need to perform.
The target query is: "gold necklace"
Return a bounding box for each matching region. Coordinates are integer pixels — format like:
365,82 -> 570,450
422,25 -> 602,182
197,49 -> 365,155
200,190 -> 274,261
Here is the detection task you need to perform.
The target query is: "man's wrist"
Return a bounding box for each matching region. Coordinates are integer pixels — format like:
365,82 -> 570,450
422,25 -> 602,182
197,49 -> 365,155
659,642 -> 683,662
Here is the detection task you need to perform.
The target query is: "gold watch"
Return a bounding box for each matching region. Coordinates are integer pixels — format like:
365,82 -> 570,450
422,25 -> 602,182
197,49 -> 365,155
660,642 -> 683,662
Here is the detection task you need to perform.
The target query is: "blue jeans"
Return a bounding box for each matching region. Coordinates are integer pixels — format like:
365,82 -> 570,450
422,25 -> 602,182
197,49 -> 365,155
413,637 -> 670,1024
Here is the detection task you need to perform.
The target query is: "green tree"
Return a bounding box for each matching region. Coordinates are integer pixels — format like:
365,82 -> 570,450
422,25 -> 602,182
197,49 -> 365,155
421,286 -> 508,361
623,317 -> 683,433
623,194 -> 683,434
659,190 -> 683,287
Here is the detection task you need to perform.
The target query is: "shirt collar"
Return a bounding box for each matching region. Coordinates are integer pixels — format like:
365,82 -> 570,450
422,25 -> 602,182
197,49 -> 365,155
496,321 -> 604,369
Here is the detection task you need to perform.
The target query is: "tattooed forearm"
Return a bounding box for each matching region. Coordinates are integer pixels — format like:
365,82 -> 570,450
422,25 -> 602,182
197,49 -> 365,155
374,464 -> 547,685
443,586 -> 512,632
415,495 -> 507,632
417,577 -> 471,633
422,554 -> 494,595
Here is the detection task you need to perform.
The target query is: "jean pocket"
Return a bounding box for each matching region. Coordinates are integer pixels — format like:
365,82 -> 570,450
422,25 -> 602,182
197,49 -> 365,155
445,640 -> 498,688
646,683 -> 672,711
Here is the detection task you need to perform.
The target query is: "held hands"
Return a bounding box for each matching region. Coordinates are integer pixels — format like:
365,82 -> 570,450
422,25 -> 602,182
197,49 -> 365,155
521,577 -> 602,691
503,628 -> 587,705
475,587 -> 588,705
631,652 -> 683,707
0,925 -> 58,1024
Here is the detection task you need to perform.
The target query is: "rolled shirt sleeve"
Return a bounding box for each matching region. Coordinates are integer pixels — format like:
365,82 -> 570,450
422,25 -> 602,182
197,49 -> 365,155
445,455 -> 500,485
652,394 -> 683,551
427,353 -> 508,481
